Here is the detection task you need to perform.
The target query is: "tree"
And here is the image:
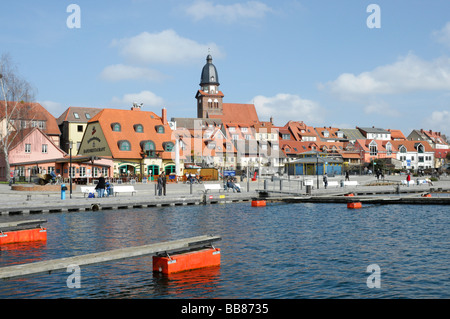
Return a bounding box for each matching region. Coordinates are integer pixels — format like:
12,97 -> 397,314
0,53 -> 36,182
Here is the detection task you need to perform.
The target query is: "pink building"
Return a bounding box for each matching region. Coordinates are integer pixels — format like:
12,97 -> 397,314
0,127 -> 112,183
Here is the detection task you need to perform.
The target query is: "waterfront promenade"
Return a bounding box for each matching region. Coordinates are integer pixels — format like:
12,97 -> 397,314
0,174 -> 449,215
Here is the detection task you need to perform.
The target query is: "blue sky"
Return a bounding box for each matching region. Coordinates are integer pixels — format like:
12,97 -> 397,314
2,0 -> 450,137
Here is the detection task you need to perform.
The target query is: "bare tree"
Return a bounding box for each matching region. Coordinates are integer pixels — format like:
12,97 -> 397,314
0,53 -> 36,182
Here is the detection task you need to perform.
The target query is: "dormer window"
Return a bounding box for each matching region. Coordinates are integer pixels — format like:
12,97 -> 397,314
155,125 -> 165,134
111,123 -> 121,132
118,140 -> 131,151
141,140 -> 156,157
163,142 -> 174,152
134,124 -> 144,133
73,112 -> 80,119
323,131 -> 329,137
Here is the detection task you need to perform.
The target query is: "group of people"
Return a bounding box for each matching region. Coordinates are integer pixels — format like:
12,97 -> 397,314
94,174 -> 113,197
186,174 -> 202,184
224,176 -> 241,192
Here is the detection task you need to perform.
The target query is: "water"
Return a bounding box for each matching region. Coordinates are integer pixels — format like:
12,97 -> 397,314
0,202 -> 448,299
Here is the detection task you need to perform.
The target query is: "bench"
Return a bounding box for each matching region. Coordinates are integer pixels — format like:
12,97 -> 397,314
343,181 -> 358,187
203,184 -> 223,193
324,181 -> 339,188
113,185 -> 137,196
80,186 -> 96,197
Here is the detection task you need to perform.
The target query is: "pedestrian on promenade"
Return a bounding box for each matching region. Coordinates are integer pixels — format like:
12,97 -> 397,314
345,171 -> 350,181
95,174 -> 106,198
323,173 -> 328,189
407,172 -> 411,187
157,174 -> 163,196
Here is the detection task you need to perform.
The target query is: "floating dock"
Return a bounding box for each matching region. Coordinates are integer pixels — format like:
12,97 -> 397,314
0,235 -> 221,280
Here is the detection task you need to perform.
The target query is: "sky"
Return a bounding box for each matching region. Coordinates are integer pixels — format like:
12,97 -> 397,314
1,0 -> 450,138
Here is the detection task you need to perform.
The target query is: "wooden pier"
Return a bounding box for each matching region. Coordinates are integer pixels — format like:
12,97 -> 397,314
0,235 -> 221,280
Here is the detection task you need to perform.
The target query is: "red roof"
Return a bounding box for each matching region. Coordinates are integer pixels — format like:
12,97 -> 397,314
209,103 -> 259,124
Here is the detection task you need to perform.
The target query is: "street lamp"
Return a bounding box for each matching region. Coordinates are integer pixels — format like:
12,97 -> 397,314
69,140 -> 73,198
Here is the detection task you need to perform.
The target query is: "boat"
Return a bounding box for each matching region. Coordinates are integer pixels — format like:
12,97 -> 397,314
0,219 -> 47,245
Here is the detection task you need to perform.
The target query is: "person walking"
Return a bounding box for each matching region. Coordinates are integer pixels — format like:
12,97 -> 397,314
406,172 -> 411,187
323,173 -> 328,189
157,174 -> 163,196
95,173 -> 106,198
345,171 -> 350,181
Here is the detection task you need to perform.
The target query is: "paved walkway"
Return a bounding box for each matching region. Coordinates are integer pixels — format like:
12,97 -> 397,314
1,174 -> 449,206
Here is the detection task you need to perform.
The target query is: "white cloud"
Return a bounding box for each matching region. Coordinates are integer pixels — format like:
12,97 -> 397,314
364,100 -> 401,117
111,29 -> 224,65
100,64 -> 168,82
110,91 -> 165,108
252,93 -> 324,126
424,110 -> 450,136
323,53 -> 450,99
185,0 -> 273,23
39,100 -> 64,117
432,22 -> 450,48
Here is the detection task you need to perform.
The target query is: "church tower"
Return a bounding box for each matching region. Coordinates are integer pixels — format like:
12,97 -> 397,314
196,54 -> 224,118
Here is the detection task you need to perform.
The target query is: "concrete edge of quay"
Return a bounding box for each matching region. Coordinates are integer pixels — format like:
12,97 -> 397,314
0,176 -> 449,215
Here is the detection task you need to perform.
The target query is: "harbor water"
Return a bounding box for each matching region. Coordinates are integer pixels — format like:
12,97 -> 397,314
0,201 -> 448,299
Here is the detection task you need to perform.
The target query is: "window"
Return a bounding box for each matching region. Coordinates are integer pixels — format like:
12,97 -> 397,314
155,125 -> 164,134
245,134 -> 251,140
164,142 -> 174,152
101,167 -> 108,176
399,146 -> 406,153
38,121 -> 46,130
42,144 -> 48,153
77,125 -> 83,132
85,113 -> 91,119
142,141 -> 156,157
25,144 -> 31,153
69,167 -> 76,178
241,127 -> 248,133
73,112 -> 80,119
118,140 -> 131,151
419,156 -> 424,163
232,134 -> 239,140
229,127 -> 236,132
386,143 -> 392,156
112,123 -> 121,132
323,131 -> 329,137
134,124 -> 144,133
80,167 -> 86,177
417,144 -> 424,153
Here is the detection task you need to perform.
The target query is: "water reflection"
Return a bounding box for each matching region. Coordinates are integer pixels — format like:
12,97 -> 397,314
0,202 -> 449,298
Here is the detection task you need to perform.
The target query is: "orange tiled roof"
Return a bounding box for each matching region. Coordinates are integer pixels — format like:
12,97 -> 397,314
88,108 -> 176,159
209,103 -> 259,124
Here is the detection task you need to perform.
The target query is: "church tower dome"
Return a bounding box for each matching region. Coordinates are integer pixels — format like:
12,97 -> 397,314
196,54 -> 224,118
200,54 -> 220,86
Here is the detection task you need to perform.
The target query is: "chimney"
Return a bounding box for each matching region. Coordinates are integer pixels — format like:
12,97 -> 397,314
162,107 -> 167,125
131,102 -> 142,111
270,116 -> 273,124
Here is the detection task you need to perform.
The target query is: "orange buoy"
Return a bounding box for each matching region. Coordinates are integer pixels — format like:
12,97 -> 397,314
153,247 -> 221,274
0,228 -> 47,245
251,200 -> 266,207
345,193 -> 355,197
421,193 -> 432,198
347,202 -> 362,209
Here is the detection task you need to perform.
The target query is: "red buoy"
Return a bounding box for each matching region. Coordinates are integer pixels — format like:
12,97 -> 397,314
251,200 -> 266,207
347,202 -> 362,209
153,247 -> 221,275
